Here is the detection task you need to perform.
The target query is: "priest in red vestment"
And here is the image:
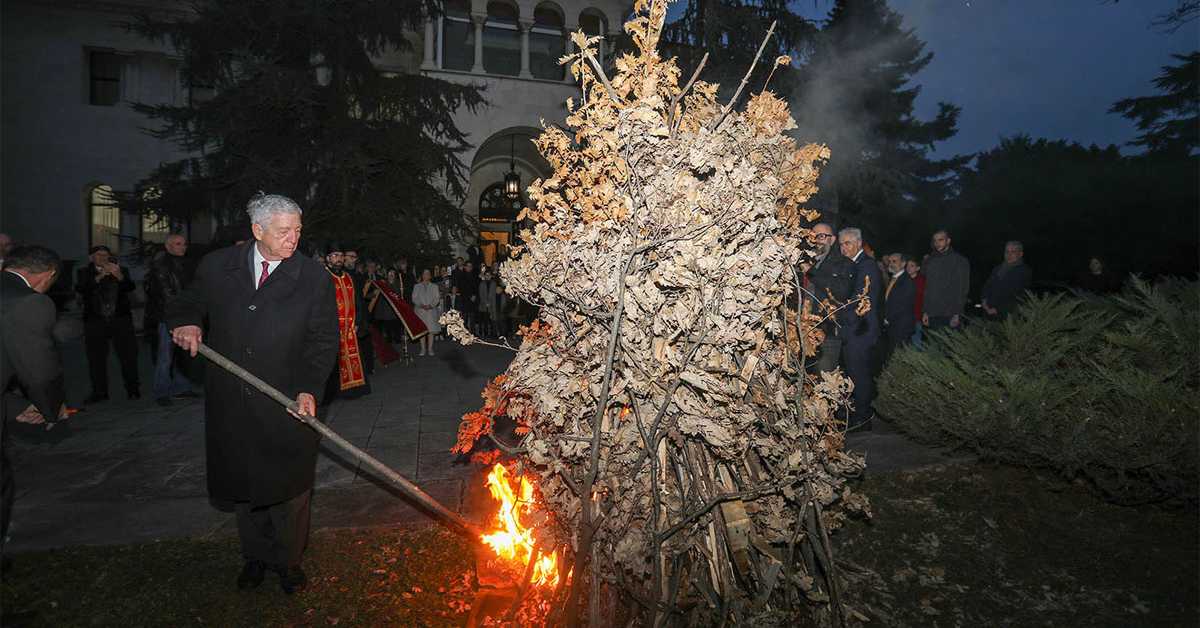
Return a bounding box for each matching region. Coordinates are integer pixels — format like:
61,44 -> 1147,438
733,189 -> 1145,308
322,243 -> 369,400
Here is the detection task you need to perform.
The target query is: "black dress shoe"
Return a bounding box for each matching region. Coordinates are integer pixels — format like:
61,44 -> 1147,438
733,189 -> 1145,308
85,393 -> 109,404
172,391 -> 200,399
156,397 -> 174,407
277,565 -> 307,594
237,560 -> 266,590
128,390 -> 141,400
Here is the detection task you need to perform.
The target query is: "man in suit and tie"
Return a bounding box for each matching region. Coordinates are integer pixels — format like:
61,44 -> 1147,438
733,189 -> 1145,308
882,253 -> 917,364
1,245 -> 67,561
837,228 -> 883,431
168,194 -> 338,594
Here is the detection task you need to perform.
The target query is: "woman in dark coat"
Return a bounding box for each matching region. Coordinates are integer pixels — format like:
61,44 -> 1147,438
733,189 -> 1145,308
1076,256 -> 1121,294
167,195 -> 338,593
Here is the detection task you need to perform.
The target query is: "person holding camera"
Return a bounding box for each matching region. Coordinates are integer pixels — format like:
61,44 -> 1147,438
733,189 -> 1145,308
76,245 -> 140,403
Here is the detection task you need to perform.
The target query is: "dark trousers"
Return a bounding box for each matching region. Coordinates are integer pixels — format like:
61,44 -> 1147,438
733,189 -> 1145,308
235,489 -> 311,568
85,316 -> 140,396
841,338 -> 877,428
814,333 -> 843,374
881,325 -> 914,370
926,315 -> 955,331
379,320 -> 403,343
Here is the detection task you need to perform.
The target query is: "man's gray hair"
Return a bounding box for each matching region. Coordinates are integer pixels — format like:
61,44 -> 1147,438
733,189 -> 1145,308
1005,240 -> 1024,251
838,227 -> 862,242
246,193 -> 302,228
890,252 -> 909,263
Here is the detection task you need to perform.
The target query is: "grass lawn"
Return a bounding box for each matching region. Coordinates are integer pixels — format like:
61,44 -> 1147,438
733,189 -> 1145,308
3,462 -> 1195,627
837,463 -> 1198,627
1,526 -> 478,627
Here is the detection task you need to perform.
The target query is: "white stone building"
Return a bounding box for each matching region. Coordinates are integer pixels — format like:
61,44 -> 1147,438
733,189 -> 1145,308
1,0 -> 630,268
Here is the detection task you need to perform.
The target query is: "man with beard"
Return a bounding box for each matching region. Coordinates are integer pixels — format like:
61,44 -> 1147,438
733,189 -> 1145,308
802,222 -> 854,373
168,194 -> 338,593
323,243 -> 370,400
882,253 -> 917,363
342,246 -> 374,376
922,229 -> 971,331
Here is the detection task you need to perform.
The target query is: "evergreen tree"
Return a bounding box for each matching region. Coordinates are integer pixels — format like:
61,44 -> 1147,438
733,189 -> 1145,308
1109,51 -> 1199,157
123,0 -> 484,258
662,0 -> 817,97
948,135 -> 1198,285
790,0 -> 963,243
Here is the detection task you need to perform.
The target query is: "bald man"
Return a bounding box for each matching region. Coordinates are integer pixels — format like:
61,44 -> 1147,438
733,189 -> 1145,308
146,234 -> 197,405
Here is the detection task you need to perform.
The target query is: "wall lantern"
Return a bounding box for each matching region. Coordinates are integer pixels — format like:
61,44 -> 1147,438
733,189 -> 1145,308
503,135 -> 521,200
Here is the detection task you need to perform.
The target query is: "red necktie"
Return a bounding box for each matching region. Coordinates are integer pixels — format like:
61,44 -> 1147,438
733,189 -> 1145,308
257,260 -> 270,289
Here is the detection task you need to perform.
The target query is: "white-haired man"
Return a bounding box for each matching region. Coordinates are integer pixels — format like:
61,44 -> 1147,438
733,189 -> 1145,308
837,227 -> 883,431
168,194 -> 338,594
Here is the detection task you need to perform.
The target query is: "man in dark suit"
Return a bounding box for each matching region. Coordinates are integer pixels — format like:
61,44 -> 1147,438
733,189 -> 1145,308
1,245 -> 67,560
882,253 -> 917,364
168,194 -> 338,594
837,228 -> 883,431
803,222 -> 854,373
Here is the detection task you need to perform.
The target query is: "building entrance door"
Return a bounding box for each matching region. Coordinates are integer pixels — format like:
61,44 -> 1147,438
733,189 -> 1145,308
479,230 -> 510,267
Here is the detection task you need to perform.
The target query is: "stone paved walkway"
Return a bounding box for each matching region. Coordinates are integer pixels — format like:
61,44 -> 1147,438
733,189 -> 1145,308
5,334 -> 511,553
4,327 -> 956,553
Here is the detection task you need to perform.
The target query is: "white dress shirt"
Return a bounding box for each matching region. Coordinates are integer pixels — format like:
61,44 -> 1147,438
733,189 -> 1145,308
252,242 -> 282,289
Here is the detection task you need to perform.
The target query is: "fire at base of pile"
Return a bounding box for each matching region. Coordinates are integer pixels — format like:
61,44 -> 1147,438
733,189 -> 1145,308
447,1 -> 871,624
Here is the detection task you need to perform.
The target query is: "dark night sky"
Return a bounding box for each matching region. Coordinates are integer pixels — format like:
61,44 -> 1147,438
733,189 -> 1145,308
788,0 -> 1200,157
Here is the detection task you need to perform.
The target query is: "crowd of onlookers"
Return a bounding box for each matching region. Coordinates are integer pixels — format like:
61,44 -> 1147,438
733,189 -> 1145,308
799,224 -> 1125,431
306,246 -> 537,360
0,225 -> 1126,419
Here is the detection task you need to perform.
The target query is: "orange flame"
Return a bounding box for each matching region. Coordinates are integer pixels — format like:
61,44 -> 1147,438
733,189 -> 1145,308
481,463 -> 561,588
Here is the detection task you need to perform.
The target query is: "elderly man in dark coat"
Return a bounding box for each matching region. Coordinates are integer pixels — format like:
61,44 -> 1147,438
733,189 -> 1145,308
1,245 -> 67,564
981,241 -> 1033,320
837,228 -> 883,431
168,194 -> 338,594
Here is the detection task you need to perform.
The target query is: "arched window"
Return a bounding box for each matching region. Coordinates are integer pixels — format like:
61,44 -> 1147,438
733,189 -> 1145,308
441,0 -> 473,71
89,184 -> 121,253
483,2 -> 520,76
479,181 -> 523,223
579,10 -> 607,64
530,4 -> 565,80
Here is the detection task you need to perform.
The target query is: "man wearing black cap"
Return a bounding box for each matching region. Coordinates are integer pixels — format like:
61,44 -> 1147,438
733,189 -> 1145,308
323,243 -> 370,400
75,245 -> 140,402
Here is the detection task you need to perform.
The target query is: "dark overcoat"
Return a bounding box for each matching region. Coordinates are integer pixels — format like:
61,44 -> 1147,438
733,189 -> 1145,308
884,272 -> 917,342
844,252 -> 884,347
1,271 -> 65,419
166,242 -> 338,506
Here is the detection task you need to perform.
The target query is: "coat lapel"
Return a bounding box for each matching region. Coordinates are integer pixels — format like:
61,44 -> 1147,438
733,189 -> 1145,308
256,252 -> 303,301
223,241 -> 256,297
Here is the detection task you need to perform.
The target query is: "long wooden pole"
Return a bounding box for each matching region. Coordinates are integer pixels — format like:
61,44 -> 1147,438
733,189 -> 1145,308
196,343 -> 480,538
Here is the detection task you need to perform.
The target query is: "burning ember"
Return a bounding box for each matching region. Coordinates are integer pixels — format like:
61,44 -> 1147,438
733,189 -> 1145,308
480,464 -> 561,588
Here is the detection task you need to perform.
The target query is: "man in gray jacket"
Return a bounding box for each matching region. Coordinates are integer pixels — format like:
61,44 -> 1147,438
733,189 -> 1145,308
922,230 -> 970,330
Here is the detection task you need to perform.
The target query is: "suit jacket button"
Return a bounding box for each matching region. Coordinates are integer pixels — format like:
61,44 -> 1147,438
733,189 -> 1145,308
248,305 -> 257,311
